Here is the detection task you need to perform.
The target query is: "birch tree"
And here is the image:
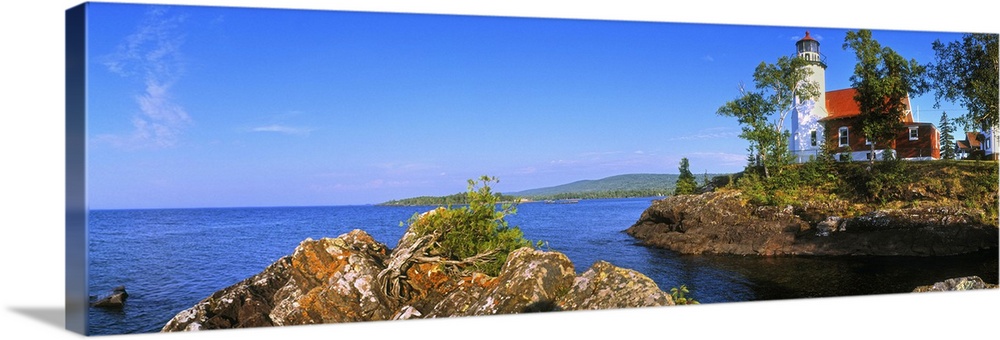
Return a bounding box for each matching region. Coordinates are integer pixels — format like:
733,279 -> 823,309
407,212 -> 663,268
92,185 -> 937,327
717,56 -> 821,178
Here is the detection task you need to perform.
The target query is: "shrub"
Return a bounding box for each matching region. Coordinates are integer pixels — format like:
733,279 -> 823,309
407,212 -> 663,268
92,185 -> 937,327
669,285 -> 700,305
835,158 -> 912,204
407,176 -> 533,276
734,171 -> 769,205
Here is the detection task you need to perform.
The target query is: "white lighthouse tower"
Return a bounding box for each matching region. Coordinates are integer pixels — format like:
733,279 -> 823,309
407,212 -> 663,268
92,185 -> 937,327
790,31 -> 829,162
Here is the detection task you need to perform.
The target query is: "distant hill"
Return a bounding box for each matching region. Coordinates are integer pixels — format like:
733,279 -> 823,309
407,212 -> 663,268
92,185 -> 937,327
379,173 -> 729,206
506,174 -> 682,197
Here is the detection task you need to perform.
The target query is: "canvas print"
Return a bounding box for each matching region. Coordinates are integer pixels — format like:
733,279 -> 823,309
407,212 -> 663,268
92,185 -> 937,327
66,1 -> 999,336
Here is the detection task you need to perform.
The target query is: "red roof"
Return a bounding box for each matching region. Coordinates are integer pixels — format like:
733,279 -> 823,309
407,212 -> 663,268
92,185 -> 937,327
821,88 -> 913,122
799,31 -> 816,42
965,132 -> 983,148
824,88 -> 861,120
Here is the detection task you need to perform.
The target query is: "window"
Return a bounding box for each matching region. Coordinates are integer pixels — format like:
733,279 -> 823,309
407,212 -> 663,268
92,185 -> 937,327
810,130 -> 817,146
839,127 -> 849,147
909,127 -> 919,140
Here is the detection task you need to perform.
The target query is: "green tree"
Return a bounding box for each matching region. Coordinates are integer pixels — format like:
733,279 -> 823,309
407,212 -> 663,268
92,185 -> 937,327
927,33 -> 999,132
674,157 -> 698,195
717,56 -> 821,178
939,111 -> 957,160
842,29 -> 929,166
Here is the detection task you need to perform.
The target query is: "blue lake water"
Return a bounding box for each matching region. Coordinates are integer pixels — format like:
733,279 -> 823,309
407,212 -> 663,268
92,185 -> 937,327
86,197 -> 998,335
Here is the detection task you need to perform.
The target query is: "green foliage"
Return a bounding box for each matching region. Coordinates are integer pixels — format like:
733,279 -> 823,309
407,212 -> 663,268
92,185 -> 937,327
734,171 -> 771,205
957,161 -> 1000,220
718,90 -> 785,178
842,29 -> 929,166
798,145 -> 838,191
669,285 -> 700,305
674,158 -> 698,195
407,176 -> 533,276
939,112 -> 958,160
731,156 -> 998,224
838,156 -> 913,204
928,33 -> 998,132
717,56 -> 819,178
734,166 -> 802,207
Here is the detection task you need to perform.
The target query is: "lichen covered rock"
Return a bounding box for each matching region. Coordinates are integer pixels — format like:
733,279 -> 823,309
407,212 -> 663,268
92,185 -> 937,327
557,261 -> 673,310
162,229 -> 391,331
162,229 -> 674,332
912,276 -> 999,292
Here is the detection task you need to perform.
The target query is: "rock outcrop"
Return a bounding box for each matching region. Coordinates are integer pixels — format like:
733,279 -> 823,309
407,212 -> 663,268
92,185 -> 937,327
912,276 -> 999,292
162,229 -> 674,331
91,285 -> 129,309
625,190 -> 998,256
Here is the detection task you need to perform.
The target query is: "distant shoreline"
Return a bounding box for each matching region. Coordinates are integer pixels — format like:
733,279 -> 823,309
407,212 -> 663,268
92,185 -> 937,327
378,193 -> 669,206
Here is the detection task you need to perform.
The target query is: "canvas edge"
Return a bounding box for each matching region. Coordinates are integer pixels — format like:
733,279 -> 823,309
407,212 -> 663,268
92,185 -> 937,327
65,2 -> 88,335
56,1 -> 1000,338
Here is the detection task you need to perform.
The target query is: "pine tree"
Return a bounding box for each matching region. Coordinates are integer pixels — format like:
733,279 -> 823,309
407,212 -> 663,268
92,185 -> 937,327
674,158 -> 698,195
939,111 -> 957,160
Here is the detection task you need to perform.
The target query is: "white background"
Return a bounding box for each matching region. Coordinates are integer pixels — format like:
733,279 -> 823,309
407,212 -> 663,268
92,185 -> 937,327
2,1 -> 997,339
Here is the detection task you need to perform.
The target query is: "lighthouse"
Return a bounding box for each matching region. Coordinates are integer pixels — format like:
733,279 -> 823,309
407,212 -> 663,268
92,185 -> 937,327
790,31 -> 829,162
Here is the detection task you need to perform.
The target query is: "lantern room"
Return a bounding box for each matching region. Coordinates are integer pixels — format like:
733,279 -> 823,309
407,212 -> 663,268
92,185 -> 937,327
796,31 -> 825,66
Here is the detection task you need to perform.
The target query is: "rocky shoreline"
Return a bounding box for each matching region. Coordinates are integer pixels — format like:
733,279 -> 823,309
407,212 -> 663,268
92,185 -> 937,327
625,190 -> 999,256
162,228 -> 675,331
159,187 -> 998,332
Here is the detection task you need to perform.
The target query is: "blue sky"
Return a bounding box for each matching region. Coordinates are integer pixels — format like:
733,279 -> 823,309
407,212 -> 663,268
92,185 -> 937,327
84,2 -> 970,209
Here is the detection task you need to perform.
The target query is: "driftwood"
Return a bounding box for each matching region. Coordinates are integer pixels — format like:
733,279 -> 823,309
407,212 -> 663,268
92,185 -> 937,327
376,233 -> 433,303
376,225 -> 500,305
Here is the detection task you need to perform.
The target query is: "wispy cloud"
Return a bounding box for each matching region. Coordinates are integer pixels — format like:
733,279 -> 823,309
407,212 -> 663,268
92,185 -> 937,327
539,150 -> 662,174
244,111 -> 316,137
250,124 -> 315,136
702,55 -> 715,62
374,162 -> 442,176
98,6 -> 191,149
309,179 -> 419,193
667,127 -> 740,141
687,152 -> 748,167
